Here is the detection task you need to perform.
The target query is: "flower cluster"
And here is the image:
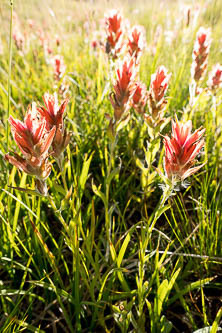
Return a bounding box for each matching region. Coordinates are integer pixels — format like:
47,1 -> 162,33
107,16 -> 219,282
103,10 -> 148,63
207,63 -> 222,92
51,55 -> 66,81
163,117 -> 205,183
191,27 -> 211,83
127,25 -> 146,62
144,66 -> 171,129
5,93 -> 70,195
131,81 -> 148,114
13,30 -> 26,52
37,93 -> 70,160
12,12 -> 26,52
110,57 -> 138,121
104,9 -> 126,59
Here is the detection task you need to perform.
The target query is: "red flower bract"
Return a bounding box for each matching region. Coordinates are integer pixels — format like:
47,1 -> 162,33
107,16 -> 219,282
127,25 -> 146,61
149,65 -> 171,106
191,27 -> 211,82
104,9 -> 126,58
145,65 -> 171,128
131,80 -> 148,114
163,117 -> 205,181
110,57 -> 138,120
37,92 -> 70,158
207,63 -> 222,91
38,92 -> 68,130
5,103 -> 56,181
8,103 -> 55,166
51,55 -> 66,81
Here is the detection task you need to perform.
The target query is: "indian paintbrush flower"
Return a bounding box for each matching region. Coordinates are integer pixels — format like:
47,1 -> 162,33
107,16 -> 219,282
144,65 -> 171,130
104,9 -> 126,59
131,80 -> 148,114
191,27 -> 211,83
127,25 -> 146,62
7,103 -> 55,166
37,92 -> 70,159
207,63 -> 222,91
110,57 -> 138,121
13,29 -> 26,52
163,116 -> 205,183
5,103 -> 56,195
51,54 -> 66,81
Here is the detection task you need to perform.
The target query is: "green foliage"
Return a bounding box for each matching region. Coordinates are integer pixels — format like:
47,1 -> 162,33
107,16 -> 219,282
0,0 -> 221,332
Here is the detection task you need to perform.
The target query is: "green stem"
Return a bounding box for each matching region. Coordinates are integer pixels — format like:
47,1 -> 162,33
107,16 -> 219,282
105,138 -> 116,261
57,155 -> 68,193
48,196 -> 69,234
7,1 -> 13,246
7,0 -> 13,153
149,184 -> 173,233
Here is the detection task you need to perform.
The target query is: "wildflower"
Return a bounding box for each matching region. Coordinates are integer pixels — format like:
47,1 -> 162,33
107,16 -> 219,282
163,117 -> 205,182
149,66 -> 171,114
110,57 -> 137,121
191,27 -> 211,83
13,29 -> 25,52
37,28 -> 52,57
127,25 -> 146,61
27,19 -> 34,29
144,66 -> 171,129
5,104 -> 56,194
37,28 -> 47,48
58,79 -> 70,98
12,12 -> 27,52
207,63 -> 222,91
8,104 -> 55,166
149,25 -> 162,56
91,39 -> 98,50
131,81 -> 148,114
5,152 -> 52,181
37,92 -> 70,159
104,9 -> 125,58
51,55 -> 66,81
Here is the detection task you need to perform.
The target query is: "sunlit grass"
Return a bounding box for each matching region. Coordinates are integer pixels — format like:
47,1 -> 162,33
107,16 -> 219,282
0,0 -> 221,332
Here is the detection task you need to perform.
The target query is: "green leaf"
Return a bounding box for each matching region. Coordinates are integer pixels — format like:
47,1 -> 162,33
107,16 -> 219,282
155,279 -> 169,317
116,113 -> 130,132
106,165 -> 121,187
53,182 -> 66,195
193,326 -> 222,333
211,306 -> 222,333
92,180 -> 108,208
79,152 -> 94,193
160,315 -> 173,333
134,156 -> 145,171
7,185 -> 46,197
117,232 -> 131,268
167,277 -> 215,306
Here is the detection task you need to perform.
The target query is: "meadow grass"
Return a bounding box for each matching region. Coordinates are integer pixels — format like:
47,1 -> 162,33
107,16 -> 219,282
0,0 -> 222,332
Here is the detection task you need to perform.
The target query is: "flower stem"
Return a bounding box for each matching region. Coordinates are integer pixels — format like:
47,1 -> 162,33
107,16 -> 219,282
48,196 -> 69,234
56,155 -> 68,193
149,184 -> 173,233
105,138 -> 116,261
7,1 -> 13,232
7,0 -> 13,153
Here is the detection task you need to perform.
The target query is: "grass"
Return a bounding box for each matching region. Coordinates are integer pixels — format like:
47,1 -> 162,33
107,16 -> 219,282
0,0 -> 222,332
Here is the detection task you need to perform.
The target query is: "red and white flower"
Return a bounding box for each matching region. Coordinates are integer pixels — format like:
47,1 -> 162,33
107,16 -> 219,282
207,63 -> 222,91
191,27 -> 211,82
163,117 -> 205,181
37,92 -> 70,158
5,103 -> 55,180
